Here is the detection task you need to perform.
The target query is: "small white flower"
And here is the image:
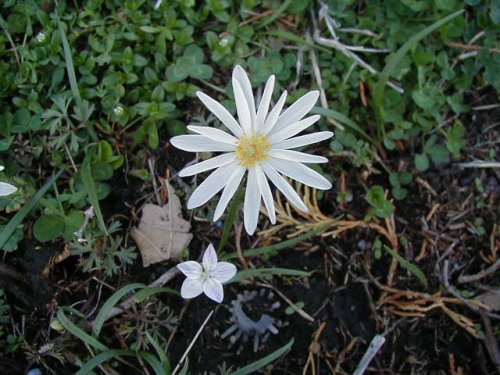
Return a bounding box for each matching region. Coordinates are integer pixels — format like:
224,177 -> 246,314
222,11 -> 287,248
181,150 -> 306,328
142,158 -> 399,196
219,38 -> 229,47
177,243 -> 236,303
113,105 -> 124,116
171,65 -> 333,235
36,31 -> 47,43
0,166 -> 17,197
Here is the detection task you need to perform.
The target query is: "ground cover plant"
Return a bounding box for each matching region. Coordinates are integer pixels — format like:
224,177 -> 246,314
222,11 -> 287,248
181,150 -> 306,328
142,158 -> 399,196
0,0 -> 499,374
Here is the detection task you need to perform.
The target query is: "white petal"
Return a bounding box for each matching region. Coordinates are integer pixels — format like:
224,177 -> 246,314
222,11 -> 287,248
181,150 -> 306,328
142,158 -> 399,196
202,243 -> 218,271
177,261 -> 203,279
255,75 -> 275,131
255,165 -> 276,224
203,277 -> 224,303
268,150 -> 328,164
0,182 -> 17,196
243,168 -> 261,235
232,79 -> 252,134
272,91 -> 319,134
179,153 -> 236,177
233,65 -> 256,130
262,162 -> 308,211
187,161 -> 238,209
186,125 -> 238,145
0,166 -> 4,172
262,90 -> 287,135
180,278 -> 204,299
171,135 -> 235,152
267,159 -> 332,190
196,91 -> 243,137
213,166 -> 246,222
211,262 -> 237,283
272,131 -> 333,150
268,115 -> 321,143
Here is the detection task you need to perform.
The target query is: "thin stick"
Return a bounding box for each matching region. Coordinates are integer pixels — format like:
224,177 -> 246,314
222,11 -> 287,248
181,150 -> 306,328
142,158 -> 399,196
171,310 -> 214,375
458,260 -> 500,284
353,335 -> 386,375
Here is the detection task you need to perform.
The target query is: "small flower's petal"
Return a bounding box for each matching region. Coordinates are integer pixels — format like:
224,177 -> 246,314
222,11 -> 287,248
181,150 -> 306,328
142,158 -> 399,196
196,91 -> 243,137
177,261 -> 203,278
171,135 -> 235,152
0,166 -> 4,172
262,162 -> 308,211
0,182 -> 17,197
187,161 -> 238,209
211,262 -> 237,283
202,243 -> 218,271
232,79 -> 252,134
243,168 -> 261,235
262,90 -> 287,135
256,75 -> 275,131
268,150 -> 328,164
267,115 -> 321,143
213,166 -> 246,222
272,91 -> 320,134
233,65 -> 256,130
187,125 -> 238,145
179,153 -> 236,177
272,131 -> 333,150
203,277 -> 224,303
180,278 -> 204,299
267,159 -> 332,190
255,165 -> 276,224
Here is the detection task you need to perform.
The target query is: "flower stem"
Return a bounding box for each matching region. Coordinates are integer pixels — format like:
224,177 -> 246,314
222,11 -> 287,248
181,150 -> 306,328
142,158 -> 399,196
218,186 -> 243,253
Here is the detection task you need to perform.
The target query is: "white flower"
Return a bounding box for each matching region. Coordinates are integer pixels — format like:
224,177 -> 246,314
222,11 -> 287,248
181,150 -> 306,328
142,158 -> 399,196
36,31 -> 47,43
171,65 -> 333,235
177,243 -> 236,303
0,166 -> 17,197
113,105 -> 124,116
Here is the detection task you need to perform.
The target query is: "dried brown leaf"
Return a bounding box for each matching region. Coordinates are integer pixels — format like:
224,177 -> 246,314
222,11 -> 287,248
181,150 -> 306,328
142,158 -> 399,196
131,182 -> 192,266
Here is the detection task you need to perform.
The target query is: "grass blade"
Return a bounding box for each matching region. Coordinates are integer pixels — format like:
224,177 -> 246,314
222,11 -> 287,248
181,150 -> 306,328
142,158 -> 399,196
373,10 -> 464,126
57,309 -> 108,352
81,156 -> 108,235
92,283 -> 145,337
383,245 -> 428,289
222,222 -> 334,260
266,30 -> 330,53
229,268 -> 310,283
133,287 -> 179,303
218,187 -> 243,253
0,169 -> 63,249
145,332 -> 171,374
139,352 -> 170,375
229,338 -> 294,375
258,0 -> 293,28
312,107 -> 376,144
75,349 -> 131,375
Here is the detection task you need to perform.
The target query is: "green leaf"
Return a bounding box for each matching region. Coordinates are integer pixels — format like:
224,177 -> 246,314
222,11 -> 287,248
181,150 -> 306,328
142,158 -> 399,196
57,309 -> 108,352
383,245 -> 428,288
92,283 -> 145,337
189,64 -> 213,80
229,338 -> 294,375
81,156 -> 107,235
373,10 -> 464,124
365,186 -> 394,218
415,153 -> 429,171
63,210 -> 84,240
92,162 -> 113,181
0,169 -> 63,249
33,214 -> 65,242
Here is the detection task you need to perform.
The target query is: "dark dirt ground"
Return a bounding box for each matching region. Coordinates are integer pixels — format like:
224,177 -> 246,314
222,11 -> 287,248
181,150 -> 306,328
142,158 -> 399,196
0,94 -> 498,375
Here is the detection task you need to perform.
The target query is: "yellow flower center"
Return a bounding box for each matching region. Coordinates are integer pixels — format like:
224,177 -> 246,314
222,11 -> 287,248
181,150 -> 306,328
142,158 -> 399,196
235,133 -> 271,168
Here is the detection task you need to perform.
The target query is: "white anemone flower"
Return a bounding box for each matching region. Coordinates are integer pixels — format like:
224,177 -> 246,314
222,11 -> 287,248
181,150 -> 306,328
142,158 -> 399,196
0,166 -> 17,197
177,243 -> 237,303
171,65 -> 333,235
